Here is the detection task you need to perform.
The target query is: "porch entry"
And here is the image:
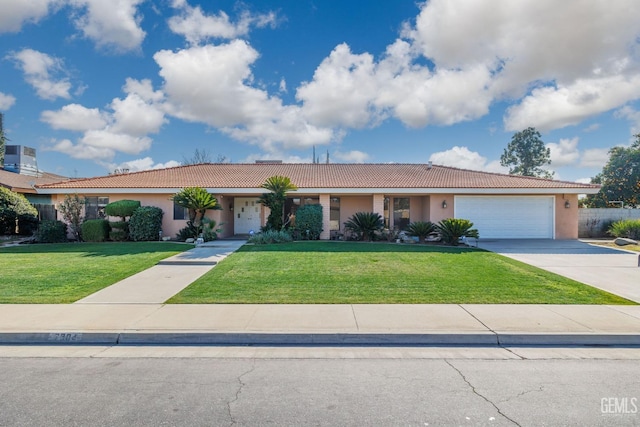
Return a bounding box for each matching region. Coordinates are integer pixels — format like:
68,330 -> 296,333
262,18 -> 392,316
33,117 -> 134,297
234,197 -> 261,234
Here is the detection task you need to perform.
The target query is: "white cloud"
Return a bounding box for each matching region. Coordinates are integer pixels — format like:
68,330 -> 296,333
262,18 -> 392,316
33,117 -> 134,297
44,78 -> 166,162
429,146 -> 507,173
575,177 -> 593,184
41,104 -> 107,131
0,0 -> 61,33
615,105 -> 640,135
403,0 -> 640,131
583,123 -> 600,133
69,0 -> 146,52
8,49 -> 71,100
332,150 -> 370,163
155,42 -> 338,153
580,148 -> 610,168
0,92 -> 16,110
168,1 -> 277,44
547,137 -> 580,167
108,157 -> 181,172
504,75 -> 640,131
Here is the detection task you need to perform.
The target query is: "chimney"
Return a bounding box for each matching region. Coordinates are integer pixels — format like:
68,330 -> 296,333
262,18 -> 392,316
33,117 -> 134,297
427,161 -> 432,169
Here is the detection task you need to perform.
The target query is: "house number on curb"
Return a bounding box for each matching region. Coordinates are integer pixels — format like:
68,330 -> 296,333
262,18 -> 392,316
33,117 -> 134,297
48,333 -> 82,342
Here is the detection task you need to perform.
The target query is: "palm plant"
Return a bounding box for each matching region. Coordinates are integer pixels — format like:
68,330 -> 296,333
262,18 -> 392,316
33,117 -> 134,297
171,187 -> 220,237
436,218 -> 479,246
406,221 -> 436,244
258,175 -> 297,230
343,212 -> 384,242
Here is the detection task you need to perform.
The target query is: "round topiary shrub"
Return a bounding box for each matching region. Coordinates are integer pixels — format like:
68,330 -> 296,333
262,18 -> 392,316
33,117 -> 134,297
81,219 -> 110,242
129,206 -> 164,241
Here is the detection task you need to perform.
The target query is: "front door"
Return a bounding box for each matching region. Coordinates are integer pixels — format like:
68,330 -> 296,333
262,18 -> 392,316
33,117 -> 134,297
234,197 -> 261,234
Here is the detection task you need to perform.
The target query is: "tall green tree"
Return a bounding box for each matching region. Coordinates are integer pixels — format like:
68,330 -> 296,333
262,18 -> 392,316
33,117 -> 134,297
582,136 -> 640,208
171,187 -> 221,237
258,176 -> 297,231
500,127 -> 553,178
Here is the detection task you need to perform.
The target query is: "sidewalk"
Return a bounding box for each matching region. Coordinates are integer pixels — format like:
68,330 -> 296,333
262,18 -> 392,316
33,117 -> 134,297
1,303 -> 639,346
3,239 -> 640,347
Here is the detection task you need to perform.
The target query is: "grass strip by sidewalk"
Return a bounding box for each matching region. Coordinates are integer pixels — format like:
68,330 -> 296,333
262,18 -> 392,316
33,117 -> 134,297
168,242 -> 635,304
0,242 -> 191,303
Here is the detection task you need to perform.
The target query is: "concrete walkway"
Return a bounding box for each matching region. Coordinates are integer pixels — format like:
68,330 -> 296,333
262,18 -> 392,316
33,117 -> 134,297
75,240 -> 246,304
479,239 -> 640,303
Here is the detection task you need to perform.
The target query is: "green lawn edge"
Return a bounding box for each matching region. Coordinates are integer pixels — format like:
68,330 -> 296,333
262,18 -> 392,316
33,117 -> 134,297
0,242 -> 192,303
168,241 -> 635,305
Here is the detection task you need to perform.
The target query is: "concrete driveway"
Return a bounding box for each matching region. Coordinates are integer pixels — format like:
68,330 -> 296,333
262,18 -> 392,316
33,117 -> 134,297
478,239 -> 640,303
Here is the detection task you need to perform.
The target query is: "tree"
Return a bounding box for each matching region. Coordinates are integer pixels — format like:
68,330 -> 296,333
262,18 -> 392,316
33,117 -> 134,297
182,149 -> 228,165
258,176 -> 297,231
58,194 -> 85,241
171,187 -> 220,238
582,136 -> 640,208
0,187 -> 38,235
500,127 -> 553,178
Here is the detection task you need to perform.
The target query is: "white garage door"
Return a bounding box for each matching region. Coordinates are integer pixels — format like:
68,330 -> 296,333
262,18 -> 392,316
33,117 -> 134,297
455,196 -> 554,239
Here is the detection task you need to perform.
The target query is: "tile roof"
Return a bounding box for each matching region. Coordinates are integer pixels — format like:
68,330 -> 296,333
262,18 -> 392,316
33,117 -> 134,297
36,163 -> 600,191
0,169 -> 68,193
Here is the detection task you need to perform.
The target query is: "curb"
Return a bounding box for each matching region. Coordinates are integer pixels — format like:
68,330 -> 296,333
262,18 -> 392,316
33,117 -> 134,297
1,332 -> 639,346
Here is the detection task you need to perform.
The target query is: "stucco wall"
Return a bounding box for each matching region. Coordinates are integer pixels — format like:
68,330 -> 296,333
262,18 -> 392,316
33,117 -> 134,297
430,193 -> 454,223
555,194 -> 578,239
339,196 -> 373,230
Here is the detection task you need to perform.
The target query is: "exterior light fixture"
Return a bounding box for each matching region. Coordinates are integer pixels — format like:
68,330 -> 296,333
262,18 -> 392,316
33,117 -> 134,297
442,200 -> 447,209
564,200 -> 570,209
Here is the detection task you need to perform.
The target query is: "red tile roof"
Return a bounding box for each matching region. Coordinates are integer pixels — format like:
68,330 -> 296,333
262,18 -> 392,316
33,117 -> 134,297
0,169 -> 68,193
36,163 -> 599,191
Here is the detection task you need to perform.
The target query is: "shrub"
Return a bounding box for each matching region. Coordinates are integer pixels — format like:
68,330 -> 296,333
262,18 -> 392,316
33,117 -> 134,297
202,218 -> 223,242
81,219 -> 110,242
608,219 -> 640,240
129,206 -> 164,241
35,220 -> 67,243
0,187 -> 38,235
436,218 -> 479,246
177,221 -> 199,241
406,221 -> 436,244
109,221 -> 129,241
248,230 -> 293,244
104,200 -> 141,220
293,204 -> 323,240
343,212 -> 384,242
58,194 -> 84,241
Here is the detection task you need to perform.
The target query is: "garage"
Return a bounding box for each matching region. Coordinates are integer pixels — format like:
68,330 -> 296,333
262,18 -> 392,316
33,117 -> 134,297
455,196 -> 554,239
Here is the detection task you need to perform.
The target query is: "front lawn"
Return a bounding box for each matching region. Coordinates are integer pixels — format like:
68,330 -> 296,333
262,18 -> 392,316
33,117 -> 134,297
0,242 -> 191,303
169,242 -> 634,304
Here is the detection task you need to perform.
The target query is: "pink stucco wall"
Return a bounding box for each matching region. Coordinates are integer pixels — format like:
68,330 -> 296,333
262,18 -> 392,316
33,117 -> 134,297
555,194 -> 578,239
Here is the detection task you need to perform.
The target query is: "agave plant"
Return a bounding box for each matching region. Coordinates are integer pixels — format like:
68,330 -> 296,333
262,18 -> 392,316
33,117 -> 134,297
436,218 -> 479,246
343,212 -> 384,242
406,221 -> 436,244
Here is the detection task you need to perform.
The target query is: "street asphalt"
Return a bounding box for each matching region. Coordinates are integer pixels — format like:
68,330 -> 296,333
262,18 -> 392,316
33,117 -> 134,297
2,238 -> 639,347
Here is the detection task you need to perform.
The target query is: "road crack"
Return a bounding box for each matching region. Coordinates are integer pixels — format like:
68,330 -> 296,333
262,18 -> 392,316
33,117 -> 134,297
227,360 -> 256,426
445,359 -> 522,426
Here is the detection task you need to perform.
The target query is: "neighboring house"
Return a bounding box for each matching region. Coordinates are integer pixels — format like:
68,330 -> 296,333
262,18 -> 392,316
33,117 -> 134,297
0,145 -> 67,220
35,162 -> 600,240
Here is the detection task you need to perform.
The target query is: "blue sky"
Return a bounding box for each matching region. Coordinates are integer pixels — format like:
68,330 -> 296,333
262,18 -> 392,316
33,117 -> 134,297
1,0 -> 640,182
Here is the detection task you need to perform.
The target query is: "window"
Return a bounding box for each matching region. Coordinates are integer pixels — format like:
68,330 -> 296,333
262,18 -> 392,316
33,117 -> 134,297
173,202 -> 188,220
393,197 -> 410,231
85,197 -> 109,219
330,197 -> 340,231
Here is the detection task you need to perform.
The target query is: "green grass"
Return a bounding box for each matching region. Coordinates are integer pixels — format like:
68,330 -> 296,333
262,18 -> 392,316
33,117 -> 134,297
169,242 -> 635,305
0,242 -> 191,303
